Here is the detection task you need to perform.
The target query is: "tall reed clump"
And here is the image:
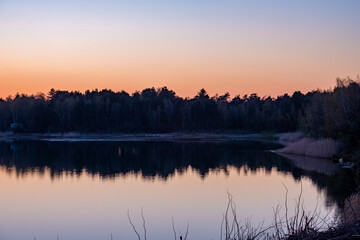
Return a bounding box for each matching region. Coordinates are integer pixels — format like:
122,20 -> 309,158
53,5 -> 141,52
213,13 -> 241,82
220,193 -> 270,240
221,186 -> 335,240
341,193 -> 360,225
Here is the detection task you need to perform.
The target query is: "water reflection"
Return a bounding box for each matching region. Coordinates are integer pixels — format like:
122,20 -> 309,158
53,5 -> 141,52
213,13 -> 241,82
0,140 -> 356,207
0,140 -> 358,240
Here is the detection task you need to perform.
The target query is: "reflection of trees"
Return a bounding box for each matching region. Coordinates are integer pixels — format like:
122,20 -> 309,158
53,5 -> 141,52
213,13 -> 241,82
0,140 -> 356,206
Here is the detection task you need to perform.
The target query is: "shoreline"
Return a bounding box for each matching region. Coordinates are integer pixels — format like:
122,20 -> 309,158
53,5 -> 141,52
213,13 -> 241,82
0,131 -> 342,162
0,132 -> 268,142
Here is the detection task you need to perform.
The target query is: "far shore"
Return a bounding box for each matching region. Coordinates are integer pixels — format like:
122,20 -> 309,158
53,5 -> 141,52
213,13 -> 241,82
0,131 -> 341,161
0,132 -> 271,142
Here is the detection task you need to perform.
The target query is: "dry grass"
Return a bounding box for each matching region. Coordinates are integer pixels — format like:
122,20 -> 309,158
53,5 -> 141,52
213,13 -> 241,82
341,193 -> 360,225
221,193 -> 271,240
272,184 -> 334,239
220,185 -> 335,240
276,138 -> 339,159
57,191 -> 360,240
220,189 -> 360,240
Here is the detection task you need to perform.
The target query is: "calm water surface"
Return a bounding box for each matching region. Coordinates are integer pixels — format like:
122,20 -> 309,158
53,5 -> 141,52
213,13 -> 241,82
0,140 -> 355,240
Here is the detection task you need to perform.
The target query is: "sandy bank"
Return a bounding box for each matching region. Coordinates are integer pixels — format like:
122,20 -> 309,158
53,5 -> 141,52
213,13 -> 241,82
274,132 -> 339,159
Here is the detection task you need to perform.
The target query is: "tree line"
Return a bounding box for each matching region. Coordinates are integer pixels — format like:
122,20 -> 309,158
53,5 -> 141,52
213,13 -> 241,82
0,78 -> 359,141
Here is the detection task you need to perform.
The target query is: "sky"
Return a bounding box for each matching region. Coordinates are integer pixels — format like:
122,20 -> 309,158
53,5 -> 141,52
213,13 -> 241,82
0,0 -> 359,98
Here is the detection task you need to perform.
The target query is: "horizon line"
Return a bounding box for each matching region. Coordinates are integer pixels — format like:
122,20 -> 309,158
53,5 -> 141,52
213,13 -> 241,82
1,79 -> 357,101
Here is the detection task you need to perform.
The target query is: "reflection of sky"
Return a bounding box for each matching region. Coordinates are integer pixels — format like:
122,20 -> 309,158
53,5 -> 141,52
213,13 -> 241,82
0,166 -> 332,240
0,0 -> 359,98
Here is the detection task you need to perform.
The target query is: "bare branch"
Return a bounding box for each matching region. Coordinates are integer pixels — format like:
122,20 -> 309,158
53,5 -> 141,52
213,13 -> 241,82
172,217 -> 177,240
220,214 -> 224,240
127,210 -> 141,240
141,208 -> 147,240
184,221 -> 189,240
282,183 -> 290,232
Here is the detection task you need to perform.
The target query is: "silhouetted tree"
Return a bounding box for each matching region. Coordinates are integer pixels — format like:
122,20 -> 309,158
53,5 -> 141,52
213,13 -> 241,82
0,79 -> 359,155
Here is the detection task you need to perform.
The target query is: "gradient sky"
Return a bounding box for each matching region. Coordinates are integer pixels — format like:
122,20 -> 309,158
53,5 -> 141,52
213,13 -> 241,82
0,0 -> 359,98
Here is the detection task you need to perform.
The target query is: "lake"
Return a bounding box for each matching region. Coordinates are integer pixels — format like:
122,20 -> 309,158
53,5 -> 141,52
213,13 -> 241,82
0,140 -> 355,240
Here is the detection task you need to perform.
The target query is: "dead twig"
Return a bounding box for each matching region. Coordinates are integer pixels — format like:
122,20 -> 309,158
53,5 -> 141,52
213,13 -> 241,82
172,217 -> 177,240
127,210 -> 141,240
141,208 -> 147,240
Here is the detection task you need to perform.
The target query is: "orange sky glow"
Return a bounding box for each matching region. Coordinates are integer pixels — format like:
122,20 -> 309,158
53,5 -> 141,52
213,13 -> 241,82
0,1 -> 359,99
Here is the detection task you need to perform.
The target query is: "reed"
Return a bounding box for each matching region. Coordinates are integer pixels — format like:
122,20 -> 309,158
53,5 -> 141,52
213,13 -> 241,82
276,138 -> 339,159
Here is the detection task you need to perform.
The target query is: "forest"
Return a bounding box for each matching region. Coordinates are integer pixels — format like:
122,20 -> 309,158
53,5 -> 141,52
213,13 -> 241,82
0,77 -> 359,156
